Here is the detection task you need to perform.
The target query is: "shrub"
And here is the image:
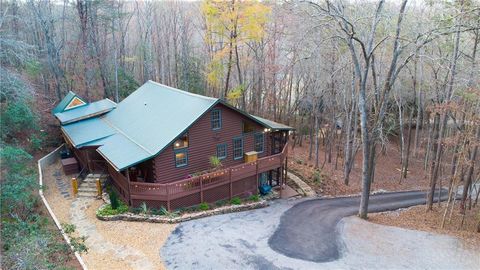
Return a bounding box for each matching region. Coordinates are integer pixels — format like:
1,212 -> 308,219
97,202 -> 129,216
61,223 -> 76,234
0,145 -> 32,172
1,100 -> 38,138
313,169 -> 322,183
209,156 -> 222,169
158,206 -> 180,218
230,197 -> 241,205
248,194 -> 260,202
29,133 -> 44,151
140,202 -> 149,214
61,223 -> 88,254
215,199 -> 228,207
198,202 -> 210,211
109,190 -> 120,209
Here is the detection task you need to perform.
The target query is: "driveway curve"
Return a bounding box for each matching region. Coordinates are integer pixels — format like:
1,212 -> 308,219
161,189 -> 473,270
269,190 -> 448,262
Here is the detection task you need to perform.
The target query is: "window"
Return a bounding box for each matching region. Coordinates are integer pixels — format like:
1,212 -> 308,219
173,133 -> 188,149
211,109 -> 221,130
216,144 -> 227,160
254,133 -> 264,153
242,121 -> 256,133
175,149 -> 188,167
233,137 -> 243,160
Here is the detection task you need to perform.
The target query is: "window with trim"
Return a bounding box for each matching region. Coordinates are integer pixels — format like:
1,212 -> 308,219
254,133 -> 264,153
173,133 -> 188,149
175,149 -> 188,167
242,121 -> 256,133
211,109 -> 221,130
233,137 -> 243,160
216,144 -> 227,159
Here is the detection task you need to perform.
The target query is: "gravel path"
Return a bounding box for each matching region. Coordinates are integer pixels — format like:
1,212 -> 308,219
42,160 -> 175,270
71,198 -> 155,270
162,191 -> 478,270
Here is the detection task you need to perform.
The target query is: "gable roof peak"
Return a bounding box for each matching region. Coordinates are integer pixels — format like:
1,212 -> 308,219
146,80 -> 218,102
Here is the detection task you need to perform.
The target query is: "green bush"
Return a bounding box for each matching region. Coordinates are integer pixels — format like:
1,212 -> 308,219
61,223 -> 88,254
230,197 -> 241,205
215,199 -> 228,207
109,190 -> 120,209
29,133 -> 44,151
209,156 -> 222,169
313,169 -> 322,183
0,145 -> 32,172
97,202 -> 129,216
1,100 -> 38,138
158,206 -> 180,218
248,194 -> 260,202
198,202 -> 210,211
140,202 -> 149,214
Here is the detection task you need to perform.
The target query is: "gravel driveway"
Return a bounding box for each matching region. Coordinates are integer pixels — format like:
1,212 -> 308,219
161,191 -> 479,270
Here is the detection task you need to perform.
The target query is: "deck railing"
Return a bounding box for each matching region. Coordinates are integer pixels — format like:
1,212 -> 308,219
112,142 -> 288,210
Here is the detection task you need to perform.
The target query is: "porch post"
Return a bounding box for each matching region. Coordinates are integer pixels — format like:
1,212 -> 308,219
166,184 -> 171,211
200,176 -> 204,203
229,168 -> 233,199
126,167 -> 132,206
85,150 -> 91,172
255,161 -> 259,195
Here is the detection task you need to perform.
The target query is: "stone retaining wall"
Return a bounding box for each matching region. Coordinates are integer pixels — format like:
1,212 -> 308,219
97,200 -> 269,224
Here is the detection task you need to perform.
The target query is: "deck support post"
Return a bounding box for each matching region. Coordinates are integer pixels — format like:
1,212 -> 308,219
229,168 -> 233,199
126,167 -> 132,206
200,177 -> 204,203
255,161 -> 259,194
166,184 -> 171,211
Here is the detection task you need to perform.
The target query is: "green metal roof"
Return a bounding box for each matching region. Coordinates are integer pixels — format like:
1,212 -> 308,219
52,91 -> 86,114
61,118 -> 115,147
59,81 -> 293,171
251,115 -> 294,131
54,99 -> 116,125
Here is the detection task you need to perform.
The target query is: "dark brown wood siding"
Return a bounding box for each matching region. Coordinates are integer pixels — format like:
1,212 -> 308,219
153,103 -> 271,183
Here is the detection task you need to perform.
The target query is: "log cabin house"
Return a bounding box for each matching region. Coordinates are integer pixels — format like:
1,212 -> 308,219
53,81 -> 292,210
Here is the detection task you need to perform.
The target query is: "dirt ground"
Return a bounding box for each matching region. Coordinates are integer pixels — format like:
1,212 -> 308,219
288,136 -> 480,248
288,137 -> 434,196
42,160 -> 176,270
369,203 -> 480,248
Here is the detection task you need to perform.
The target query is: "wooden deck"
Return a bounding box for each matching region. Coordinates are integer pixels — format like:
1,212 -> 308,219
109,143 -> 289,210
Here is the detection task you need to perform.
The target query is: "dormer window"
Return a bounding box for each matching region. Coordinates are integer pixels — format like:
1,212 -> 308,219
211,109 -> 221,130
173,133 -> 188,149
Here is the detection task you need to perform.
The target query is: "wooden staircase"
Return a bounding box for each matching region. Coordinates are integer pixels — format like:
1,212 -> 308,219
77,174 -> 107,198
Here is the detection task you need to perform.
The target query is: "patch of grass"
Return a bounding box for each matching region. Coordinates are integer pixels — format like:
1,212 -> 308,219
248,194 -> 260,202
97,202 -> 129,216
230,197 -> 241,205
198,202 -> 210,211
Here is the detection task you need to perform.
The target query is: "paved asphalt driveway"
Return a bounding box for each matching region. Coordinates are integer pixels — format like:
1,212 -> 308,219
269,190 -> 448,262
161,190 -> 477,270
